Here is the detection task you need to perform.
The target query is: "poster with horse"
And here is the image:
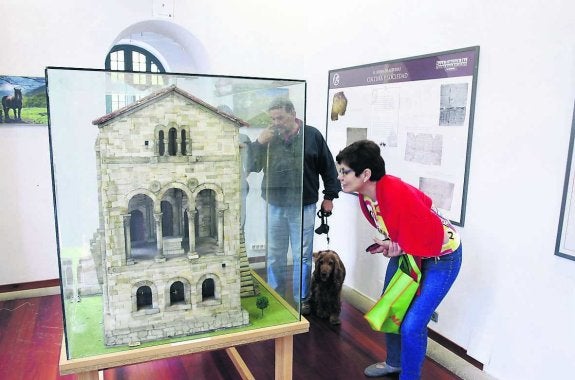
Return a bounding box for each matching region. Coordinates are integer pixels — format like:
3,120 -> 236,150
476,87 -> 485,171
0,75 -> 47,125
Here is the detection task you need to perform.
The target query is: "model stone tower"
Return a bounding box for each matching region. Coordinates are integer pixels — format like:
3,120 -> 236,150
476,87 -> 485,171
90,85 -> 249,346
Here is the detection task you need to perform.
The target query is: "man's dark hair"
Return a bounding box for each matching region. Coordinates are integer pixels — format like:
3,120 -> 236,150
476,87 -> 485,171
268,97 -> 295,113
336,139 -> 386,181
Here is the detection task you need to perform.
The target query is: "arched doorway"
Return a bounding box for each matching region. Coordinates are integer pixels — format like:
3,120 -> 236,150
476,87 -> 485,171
130,209 -> 145,242
128,194 -> 156,260
196,189 -> 217,239
161,200 -> 174,236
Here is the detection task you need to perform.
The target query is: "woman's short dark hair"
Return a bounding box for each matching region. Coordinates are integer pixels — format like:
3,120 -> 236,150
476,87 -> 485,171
336,140 -> 386,181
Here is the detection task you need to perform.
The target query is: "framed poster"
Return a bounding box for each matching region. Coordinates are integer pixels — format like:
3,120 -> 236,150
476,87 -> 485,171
326,46 -> 480,226
555,103 -> 575,261
0,75 -> 47,126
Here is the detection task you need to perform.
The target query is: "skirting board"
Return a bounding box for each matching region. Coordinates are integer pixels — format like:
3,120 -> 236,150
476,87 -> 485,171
0,286 -> 60,301
341,285 -> 497,380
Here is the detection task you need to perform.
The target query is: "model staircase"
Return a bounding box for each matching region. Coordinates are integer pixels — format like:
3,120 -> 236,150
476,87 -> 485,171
239,232 -> 259,297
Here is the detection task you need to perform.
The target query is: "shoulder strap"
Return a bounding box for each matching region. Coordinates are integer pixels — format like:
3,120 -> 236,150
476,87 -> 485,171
402,254 -> 421,283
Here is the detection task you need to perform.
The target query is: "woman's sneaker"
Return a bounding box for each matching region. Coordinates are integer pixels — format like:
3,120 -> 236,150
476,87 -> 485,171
364,362 -> 401,377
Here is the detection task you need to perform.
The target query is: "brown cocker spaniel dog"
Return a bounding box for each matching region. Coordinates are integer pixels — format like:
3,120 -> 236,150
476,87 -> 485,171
310,250 -> 346,325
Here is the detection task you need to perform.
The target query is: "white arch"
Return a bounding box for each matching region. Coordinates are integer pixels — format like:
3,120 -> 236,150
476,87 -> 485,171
193,183 -> 225,204
109,20 -> 211,73
126,188 -> 158,202
158,182 -> 193,202
197,273 -> 221,302
131,280 -> 159,311
165,277 -> 191,306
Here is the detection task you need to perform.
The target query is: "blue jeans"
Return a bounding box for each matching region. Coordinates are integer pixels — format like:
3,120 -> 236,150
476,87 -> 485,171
266,203 -> 316,303
384,245 -> 462,380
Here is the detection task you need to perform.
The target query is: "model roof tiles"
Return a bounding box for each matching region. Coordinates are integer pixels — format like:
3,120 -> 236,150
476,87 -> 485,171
92,85 -> 249,127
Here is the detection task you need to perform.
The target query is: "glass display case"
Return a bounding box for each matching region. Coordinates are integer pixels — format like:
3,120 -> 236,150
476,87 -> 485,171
46,68 -> 306,360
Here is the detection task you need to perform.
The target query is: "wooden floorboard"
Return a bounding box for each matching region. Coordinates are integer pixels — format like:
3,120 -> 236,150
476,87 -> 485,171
0,295 -> 461,380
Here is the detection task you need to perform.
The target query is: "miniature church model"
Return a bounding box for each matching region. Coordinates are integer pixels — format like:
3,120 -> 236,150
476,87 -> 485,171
90,85 -> 250,346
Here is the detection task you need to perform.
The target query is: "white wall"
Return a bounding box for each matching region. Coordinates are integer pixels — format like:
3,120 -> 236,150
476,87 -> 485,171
0,0 -> 165,283
1,0 -> 574,378
0,126 -> 57,283
304,1 -> 575,379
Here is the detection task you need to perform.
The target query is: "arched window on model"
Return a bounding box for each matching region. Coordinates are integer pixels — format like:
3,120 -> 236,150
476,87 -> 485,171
169,281 -> 185,305
104,44 -> 166,112
202,278 -> 215,301
136,286 -> 153,310
168,127 -> 178,156
158,130 -> 165,156
181,129 -> 187,155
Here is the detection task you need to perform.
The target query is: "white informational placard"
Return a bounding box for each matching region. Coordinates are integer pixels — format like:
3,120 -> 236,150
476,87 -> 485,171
326,47 -> 480,226
556,104 -> 575,261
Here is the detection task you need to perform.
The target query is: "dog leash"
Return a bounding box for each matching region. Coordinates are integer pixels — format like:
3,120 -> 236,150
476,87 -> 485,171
315,209 -> 331,246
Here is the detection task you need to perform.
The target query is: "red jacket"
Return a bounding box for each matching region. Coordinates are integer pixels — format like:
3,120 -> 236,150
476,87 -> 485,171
359,175 -> 444,258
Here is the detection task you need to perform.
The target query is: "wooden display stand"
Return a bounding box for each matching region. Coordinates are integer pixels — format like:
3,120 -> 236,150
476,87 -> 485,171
59,317 -> 309,380
60,272 -> 308,379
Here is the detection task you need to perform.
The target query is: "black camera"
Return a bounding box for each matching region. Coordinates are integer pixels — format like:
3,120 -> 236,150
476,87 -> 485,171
314,209 -> 331,235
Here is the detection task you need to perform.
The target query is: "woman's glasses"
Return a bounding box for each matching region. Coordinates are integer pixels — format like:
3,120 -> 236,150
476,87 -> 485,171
338,167 -> 354,176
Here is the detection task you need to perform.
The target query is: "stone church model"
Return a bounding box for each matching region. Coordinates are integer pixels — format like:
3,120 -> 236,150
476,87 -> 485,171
90,85 -> 250,346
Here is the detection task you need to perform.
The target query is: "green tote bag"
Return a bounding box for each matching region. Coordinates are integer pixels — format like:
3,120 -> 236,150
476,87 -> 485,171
364,254 -> 421,334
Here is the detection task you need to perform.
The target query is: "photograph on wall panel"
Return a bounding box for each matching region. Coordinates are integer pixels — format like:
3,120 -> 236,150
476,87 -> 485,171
0,75 -> 47,126
555,102 -> 575,261
45,67 -> 306,359
325,46 -> 480,226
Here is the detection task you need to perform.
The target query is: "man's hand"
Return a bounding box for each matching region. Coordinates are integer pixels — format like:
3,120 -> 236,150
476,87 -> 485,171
321,199 -> 333,214
257,128 -> 276,144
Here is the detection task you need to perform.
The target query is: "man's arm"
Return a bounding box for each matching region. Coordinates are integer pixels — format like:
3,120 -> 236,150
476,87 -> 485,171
319,142 -> 341,198
317,134 -> 341,207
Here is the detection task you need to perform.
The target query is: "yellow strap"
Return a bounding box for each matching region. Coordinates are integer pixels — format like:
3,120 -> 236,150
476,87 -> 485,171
364,196 -> 389,238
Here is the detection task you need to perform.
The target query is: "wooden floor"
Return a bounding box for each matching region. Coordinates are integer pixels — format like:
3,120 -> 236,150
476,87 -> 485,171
0,295 -> 461,380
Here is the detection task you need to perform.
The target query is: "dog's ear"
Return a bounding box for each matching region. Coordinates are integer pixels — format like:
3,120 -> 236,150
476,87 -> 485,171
312,251 -> 322,278
333,253 -> 346,287
313,251 -> 320,263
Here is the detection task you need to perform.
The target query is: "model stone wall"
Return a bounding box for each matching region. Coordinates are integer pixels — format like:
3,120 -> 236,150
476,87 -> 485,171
97,94 -> 241,263
103,255 -> 247,346
92,88 -> 249,346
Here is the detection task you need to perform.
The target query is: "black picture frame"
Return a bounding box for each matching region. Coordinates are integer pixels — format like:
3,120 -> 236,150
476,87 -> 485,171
555,102 -> 575,261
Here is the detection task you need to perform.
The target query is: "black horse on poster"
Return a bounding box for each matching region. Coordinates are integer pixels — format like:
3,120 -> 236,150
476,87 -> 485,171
2,88 -> 23,122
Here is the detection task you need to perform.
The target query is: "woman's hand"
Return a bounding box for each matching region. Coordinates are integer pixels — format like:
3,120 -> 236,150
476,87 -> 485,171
366,237 -> 403,258
385,241 -> 404,257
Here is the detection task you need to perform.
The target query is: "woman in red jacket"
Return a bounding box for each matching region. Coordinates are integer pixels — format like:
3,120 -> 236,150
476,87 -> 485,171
336,140 -> 462,380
